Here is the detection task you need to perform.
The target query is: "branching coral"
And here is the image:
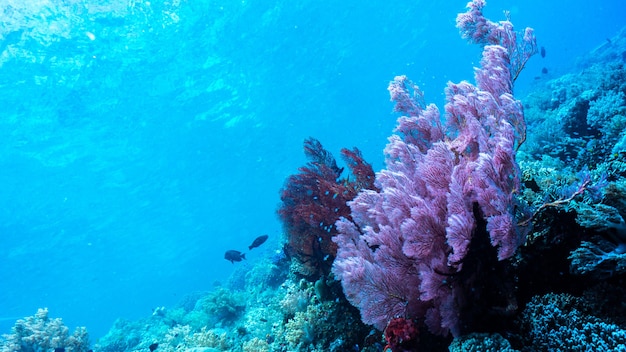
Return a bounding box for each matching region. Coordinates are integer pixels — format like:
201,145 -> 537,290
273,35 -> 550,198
278,137 -> 376,279
520,293 -> 626,351
0,308 -> 90,352
195,287 -> 246,326
333,0 -> 536,337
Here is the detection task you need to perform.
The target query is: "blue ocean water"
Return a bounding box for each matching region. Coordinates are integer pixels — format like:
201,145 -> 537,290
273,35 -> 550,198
0,0 -> 623,340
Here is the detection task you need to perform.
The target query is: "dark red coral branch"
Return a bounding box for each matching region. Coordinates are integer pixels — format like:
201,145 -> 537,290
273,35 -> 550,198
341,147 -> 378,193
278,137 -> 376,279
384,317 -> 420,352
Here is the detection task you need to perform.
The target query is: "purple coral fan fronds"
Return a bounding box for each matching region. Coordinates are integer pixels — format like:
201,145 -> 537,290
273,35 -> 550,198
457,0 -> 537,82
388,75 -> 425,117
333,209 -> 427,331
333,0 -> 535,337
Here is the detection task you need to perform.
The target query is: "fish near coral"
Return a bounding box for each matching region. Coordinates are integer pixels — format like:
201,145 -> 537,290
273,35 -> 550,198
249,234 -> 269,250
225,250 -> 246,263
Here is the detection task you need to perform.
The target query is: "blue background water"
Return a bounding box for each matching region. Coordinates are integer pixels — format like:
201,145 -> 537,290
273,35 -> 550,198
0,0 -> 623,340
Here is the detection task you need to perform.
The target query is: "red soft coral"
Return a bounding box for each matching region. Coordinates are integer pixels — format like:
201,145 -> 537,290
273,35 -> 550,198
278,137 -> 375,279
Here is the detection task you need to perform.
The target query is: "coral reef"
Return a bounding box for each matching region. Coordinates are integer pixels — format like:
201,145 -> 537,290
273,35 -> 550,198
449,333 -> 516,352
518,293 -> 626,351
195,287 -> 246,326
519,22 -> 626,198
241,337 -> 269,352
265,277 -> 371,351
4,3 -> 625,352
516,20 -> 626,283
0,308 -> 90,352
92,244 -> 370,352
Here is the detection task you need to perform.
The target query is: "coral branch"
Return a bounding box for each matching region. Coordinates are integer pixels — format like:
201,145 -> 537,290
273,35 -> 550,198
519,178 -> 592,227
278,138 -> 376,279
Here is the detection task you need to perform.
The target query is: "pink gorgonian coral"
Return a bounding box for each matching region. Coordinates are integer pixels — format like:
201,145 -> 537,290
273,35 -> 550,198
333,0 -> 536,337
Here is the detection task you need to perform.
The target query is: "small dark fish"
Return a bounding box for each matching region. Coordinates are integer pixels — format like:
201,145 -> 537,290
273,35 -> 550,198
541,67 -> 548,74
225,250 -> 246,263
249,234 -> 269,250
540,46 -> 546,58
54,348 -> 65,352
149,343 -> 159,351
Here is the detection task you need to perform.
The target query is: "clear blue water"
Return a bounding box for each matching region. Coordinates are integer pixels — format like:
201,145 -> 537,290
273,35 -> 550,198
0,0 -> 624,340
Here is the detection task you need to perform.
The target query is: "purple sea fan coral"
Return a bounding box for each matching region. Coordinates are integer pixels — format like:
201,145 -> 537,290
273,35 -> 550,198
333,0 -> 536,338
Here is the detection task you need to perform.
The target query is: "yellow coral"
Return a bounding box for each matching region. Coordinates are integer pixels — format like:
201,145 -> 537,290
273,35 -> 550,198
279,279 -> 314,316
184,327 -> 231,350
242,337 -> 269,352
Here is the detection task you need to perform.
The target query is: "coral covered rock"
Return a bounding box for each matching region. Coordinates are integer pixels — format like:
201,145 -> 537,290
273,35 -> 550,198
0,308 -> 90,352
